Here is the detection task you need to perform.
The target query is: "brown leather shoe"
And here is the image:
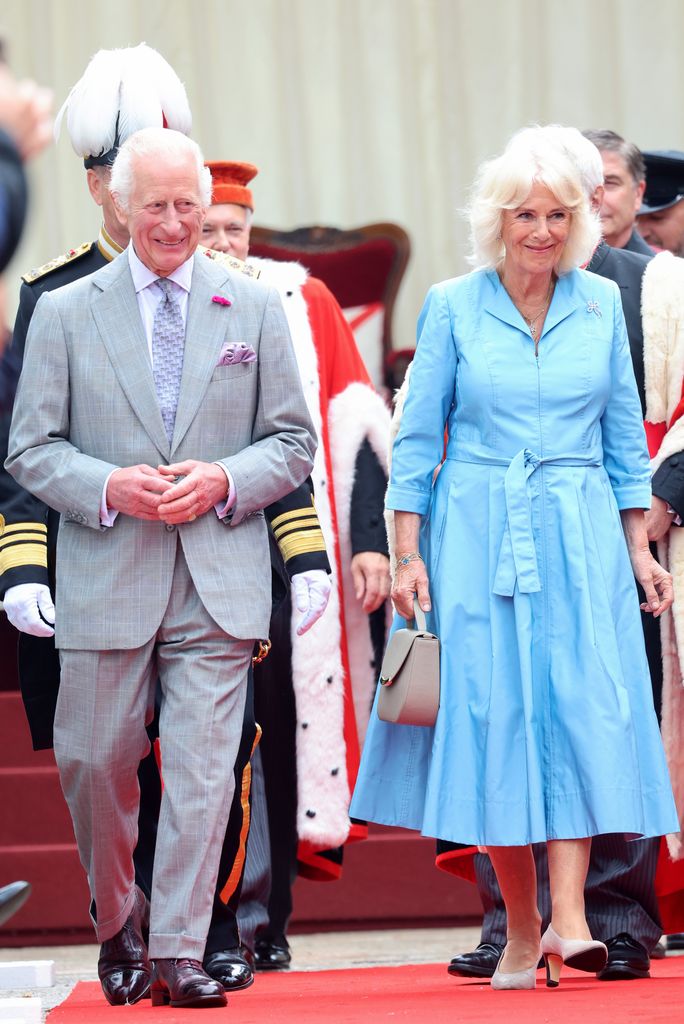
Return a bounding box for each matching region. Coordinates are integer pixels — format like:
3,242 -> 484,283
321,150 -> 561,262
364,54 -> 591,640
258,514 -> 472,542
97,887 -> 151,1005
151,958 -> 227,1008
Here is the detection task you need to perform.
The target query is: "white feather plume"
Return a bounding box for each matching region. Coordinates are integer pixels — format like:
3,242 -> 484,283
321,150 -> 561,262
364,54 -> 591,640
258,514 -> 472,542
54,43 -> 191,160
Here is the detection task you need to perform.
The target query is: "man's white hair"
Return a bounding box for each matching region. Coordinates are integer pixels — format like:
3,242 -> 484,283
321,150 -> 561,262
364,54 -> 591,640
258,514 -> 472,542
110,127 -> 212,211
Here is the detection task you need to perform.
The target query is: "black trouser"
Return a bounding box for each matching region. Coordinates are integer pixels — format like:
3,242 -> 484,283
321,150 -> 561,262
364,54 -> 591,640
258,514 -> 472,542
252,590 -> 298,942
204,668 -> 258,954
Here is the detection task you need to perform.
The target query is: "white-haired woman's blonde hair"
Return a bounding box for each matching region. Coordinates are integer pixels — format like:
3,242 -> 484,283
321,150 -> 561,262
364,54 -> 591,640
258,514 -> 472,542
467,131 -> 601,274
110,127 -> 212,211
508,124 -> 605,200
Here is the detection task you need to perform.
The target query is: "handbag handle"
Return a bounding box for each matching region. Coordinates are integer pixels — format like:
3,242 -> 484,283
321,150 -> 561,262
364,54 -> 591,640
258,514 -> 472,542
413,596 -> 428,631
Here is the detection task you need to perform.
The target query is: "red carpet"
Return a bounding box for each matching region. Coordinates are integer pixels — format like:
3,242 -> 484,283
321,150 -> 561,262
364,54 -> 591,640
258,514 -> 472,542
47,958 -> 684,1023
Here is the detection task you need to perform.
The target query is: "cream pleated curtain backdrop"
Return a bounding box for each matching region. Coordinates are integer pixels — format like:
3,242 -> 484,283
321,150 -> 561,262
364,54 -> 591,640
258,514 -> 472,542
2,0 -> 684,352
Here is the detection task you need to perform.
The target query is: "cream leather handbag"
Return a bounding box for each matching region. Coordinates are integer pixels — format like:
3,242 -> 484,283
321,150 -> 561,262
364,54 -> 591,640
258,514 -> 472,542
377,599 -> 440,727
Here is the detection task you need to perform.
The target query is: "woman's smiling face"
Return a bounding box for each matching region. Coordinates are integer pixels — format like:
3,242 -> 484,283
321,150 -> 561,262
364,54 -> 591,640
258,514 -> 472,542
501,182 -> 571,276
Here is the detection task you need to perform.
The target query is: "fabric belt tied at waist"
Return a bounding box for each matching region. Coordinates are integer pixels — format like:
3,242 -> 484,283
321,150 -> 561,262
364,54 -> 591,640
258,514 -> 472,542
447,445 -> 603,597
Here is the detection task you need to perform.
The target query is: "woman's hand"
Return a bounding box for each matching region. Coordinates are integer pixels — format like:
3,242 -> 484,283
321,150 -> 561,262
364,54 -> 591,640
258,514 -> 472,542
632,547 -> 673,617
621,508 -> 674,617
391,511 -> 432,620
392,555 -> 431,621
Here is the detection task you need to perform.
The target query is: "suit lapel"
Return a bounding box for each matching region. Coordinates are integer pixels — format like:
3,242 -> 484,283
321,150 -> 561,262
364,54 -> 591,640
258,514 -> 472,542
91,257 -> 170,458
171,256 -> 233,453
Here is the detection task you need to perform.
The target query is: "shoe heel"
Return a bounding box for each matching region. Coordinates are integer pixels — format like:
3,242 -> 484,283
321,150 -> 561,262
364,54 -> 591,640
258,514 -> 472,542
544,953 -> 562,988
150,987 -> 170,1007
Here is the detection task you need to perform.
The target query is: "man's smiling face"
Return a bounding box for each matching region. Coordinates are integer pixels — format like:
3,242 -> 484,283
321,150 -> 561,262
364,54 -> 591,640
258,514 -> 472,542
120,152 -> 206,276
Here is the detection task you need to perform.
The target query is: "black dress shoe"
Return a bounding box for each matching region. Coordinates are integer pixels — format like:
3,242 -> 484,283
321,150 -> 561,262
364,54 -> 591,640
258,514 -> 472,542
667,932 -> 684,951
596,933 -> 650,980
203,946 -> 254,991
254,937 -> 291,970
448,941 -> 504,978
0,881 -> 31,927
151,958 -> 227,1007
98,887 -> 151,1005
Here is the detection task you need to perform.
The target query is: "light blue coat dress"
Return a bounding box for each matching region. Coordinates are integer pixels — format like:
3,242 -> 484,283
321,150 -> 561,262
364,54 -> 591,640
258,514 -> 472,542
350,268 -> 678,847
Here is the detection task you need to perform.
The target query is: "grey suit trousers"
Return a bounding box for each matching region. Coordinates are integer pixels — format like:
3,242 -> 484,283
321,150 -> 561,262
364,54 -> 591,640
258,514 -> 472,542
54,541 -> 253,959
478,834 -> 662,951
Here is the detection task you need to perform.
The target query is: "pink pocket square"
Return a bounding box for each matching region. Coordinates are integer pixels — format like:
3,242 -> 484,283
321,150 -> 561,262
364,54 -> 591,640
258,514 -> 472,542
217,341 -> 257,366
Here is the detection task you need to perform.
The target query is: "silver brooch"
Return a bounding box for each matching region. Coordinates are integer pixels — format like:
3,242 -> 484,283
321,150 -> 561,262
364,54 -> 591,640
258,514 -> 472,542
587,300 -> 602,318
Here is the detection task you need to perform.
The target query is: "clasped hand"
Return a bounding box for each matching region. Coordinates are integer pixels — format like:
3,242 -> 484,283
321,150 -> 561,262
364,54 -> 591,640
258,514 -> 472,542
106,461 -> 228,524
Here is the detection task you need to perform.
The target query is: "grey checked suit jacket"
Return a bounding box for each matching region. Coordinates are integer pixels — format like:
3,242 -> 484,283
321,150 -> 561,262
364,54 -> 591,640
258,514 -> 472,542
6,251 -> 316,649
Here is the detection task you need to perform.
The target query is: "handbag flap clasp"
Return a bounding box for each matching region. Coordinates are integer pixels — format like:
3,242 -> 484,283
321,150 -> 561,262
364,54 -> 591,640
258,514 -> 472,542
380,594 -> 438,686
380,627 -> 419,685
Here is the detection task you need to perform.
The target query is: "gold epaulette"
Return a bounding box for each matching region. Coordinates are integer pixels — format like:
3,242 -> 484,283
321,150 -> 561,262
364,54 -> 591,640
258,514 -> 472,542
0,521 -> 48,575
270,501 -> 327,563
197,244 -> 261,279
22,242 -> 93,284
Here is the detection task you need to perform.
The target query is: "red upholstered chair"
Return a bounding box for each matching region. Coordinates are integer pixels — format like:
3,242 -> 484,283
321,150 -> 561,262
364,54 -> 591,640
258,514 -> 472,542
249,222 -> 410,394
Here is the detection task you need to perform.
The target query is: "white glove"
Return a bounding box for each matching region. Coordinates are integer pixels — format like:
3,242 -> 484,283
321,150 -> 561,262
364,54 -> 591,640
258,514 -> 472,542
292,570 -> 332,635
3,583 -> 55,637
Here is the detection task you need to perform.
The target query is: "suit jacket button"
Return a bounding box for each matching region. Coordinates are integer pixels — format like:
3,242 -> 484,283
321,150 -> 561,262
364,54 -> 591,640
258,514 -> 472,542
670,457 -> 680,468
165,523 -> 176,532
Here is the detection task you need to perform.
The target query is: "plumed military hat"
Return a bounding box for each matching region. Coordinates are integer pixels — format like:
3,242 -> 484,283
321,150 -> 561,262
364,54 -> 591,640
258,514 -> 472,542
54,43 -> 192,167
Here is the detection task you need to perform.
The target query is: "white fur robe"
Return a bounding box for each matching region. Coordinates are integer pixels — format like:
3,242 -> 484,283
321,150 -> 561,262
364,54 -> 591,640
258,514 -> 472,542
643,250 -> 684,860
250,258 -> 390,850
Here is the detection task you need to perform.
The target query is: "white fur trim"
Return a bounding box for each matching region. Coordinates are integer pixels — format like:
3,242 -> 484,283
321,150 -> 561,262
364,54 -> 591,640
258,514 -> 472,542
328,383 -> 391,745
253,257 -> 351,848
643,251 -> 684,425
644,252 -> 684,859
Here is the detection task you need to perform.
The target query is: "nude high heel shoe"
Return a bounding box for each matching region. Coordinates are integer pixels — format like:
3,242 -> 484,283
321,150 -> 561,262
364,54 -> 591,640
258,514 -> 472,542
540,924 -> 607,988
490,949 -> 539,990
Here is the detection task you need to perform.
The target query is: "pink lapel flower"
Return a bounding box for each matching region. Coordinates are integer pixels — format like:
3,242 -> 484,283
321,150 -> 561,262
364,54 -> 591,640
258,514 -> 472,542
212,294 -> 232,307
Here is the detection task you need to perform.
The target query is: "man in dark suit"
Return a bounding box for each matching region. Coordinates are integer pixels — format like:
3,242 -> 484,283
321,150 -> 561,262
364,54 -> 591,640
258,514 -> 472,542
448,126 -> 684,983
582,130 -> 654,256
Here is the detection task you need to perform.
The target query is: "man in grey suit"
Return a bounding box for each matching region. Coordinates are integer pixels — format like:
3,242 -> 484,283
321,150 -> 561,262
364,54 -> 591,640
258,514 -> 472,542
6,127 -> 315,1009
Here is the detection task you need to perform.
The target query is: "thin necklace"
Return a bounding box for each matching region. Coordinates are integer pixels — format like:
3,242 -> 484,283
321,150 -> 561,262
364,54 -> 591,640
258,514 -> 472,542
518,280 -> 555,340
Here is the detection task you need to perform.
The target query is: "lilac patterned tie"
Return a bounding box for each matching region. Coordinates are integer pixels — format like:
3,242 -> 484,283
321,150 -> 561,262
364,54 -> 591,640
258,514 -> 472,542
152,278 -> 185,444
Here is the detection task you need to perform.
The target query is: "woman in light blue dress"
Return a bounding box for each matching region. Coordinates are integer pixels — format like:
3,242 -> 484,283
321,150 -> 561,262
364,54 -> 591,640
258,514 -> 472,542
350,135 -> 678,989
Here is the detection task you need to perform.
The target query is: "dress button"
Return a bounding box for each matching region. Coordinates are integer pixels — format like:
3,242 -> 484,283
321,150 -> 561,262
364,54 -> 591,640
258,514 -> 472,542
165,523 -> 176,532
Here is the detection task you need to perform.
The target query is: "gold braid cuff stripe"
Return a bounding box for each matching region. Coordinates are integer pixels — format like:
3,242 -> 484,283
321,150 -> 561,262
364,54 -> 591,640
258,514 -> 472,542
0,543 -> 49,573
277,530 -> 328,561
1,522 -> 48,536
